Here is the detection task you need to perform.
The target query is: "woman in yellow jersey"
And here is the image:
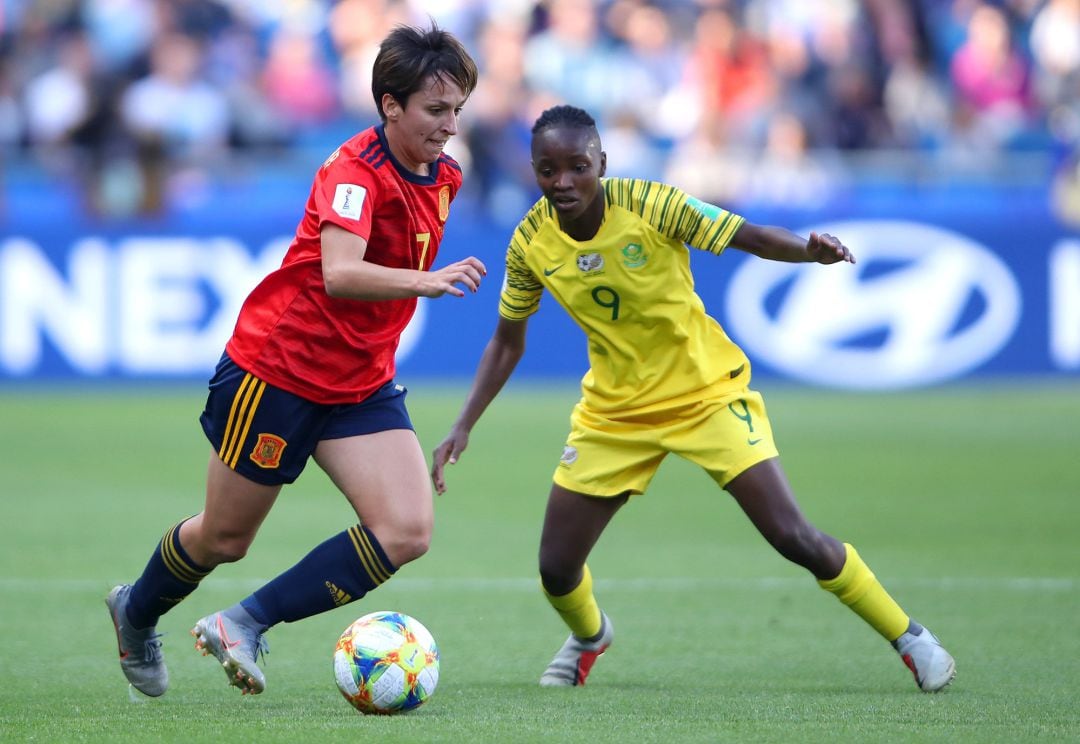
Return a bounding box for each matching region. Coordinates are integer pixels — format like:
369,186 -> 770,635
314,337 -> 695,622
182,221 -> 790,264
431,105 -> 954,693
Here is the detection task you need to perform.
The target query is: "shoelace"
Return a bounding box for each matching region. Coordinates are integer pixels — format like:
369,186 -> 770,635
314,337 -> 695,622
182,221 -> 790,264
143,633 -> 165,663
251,634 -> 270,665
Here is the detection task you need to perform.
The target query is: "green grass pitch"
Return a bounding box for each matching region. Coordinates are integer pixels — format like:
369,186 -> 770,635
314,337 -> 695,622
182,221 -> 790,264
0,380 -> 1077,742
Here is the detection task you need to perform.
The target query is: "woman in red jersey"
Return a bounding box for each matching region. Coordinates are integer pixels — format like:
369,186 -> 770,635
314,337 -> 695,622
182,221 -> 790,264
107,23 -> 484,697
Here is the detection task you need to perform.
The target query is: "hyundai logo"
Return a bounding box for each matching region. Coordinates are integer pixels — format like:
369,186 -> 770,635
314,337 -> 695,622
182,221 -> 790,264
725,220 -> 1021,389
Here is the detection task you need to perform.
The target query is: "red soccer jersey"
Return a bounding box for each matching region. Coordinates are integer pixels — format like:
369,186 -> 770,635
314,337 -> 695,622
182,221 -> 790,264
225,125 -> 462,404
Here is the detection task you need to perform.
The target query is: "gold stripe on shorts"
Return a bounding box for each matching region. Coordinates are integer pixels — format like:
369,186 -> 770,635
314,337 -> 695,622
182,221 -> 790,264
219,373 -> 267,468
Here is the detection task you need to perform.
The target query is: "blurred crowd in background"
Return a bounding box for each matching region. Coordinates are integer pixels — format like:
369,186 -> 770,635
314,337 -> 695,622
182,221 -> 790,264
1,0 -> 1078,223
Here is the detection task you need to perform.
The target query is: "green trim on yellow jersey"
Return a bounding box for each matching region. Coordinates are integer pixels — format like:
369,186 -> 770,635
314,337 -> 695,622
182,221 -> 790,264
601,179 -> 744,256
498,178 -> 750,413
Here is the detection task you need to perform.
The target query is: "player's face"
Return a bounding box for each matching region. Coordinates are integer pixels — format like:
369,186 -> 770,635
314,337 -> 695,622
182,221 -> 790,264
531,126 -> 606,228
383,75 -> 468,174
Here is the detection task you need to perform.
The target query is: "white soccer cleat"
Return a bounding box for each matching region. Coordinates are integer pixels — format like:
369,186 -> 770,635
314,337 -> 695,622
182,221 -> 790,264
106,584 -> 169,697
892,624 -> 955,692
191,611 -> 269,695
540,612 -> 613,687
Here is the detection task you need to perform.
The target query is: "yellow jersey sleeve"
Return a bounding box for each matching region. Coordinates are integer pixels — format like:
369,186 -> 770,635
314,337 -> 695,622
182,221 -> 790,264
498,198 -> 550,321
603,178 -> 744,255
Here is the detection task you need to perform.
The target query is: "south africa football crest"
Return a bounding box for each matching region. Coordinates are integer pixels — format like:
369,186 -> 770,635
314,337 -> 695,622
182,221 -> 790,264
621,242 -> 647,268
250,433 -> 287,469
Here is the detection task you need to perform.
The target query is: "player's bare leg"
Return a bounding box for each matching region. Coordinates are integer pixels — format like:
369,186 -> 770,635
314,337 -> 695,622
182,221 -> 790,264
108,452 -> 280,698
537,485 -> 626,686
314,429 -> 434,569
723,457 -> 845,579
189,453 -> 280,694
725,457 -> 954,691
192,429 -> 434,695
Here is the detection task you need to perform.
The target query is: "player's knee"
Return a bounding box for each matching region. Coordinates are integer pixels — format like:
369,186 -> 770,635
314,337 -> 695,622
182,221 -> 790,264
377,522 -> 432,567
182,516 -> 255,566
200,533 -> 253,565
538,555 -> 579,595
394,534 -> 431,566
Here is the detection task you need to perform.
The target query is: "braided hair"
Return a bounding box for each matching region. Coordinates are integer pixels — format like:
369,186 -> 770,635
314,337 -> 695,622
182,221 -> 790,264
531,105 -> 598,136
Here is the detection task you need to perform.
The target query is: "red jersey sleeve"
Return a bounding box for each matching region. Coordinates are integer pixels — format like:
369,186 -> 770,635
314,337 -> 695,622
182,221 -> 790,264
311,148 -> 379,241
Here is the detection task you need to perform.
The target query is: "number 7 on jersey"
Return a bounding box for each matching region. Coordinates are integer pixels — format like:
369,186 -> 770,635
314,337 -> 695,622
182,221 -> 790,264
416,232 -> 431,270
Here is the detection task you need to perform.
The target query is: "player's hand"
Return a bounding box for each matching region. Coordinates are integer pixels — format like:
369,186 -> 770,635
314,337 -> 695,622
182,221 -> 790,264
807,232 -> 855,264
421,256 -> 487,298
431,428 -> 469,495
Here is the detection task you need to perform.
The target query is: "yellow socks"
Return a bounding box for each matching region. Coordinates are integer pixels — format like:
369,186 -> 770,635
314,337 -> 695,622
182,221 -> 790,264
818,543 -> 910,641
543,564 -> 603,639
545,547 -> 908,644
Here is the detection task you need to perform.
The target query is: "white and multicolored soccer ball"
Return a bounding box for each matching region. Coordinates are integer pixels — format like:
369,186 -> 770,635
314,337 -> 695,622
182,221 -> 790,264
333,611 -> 440,715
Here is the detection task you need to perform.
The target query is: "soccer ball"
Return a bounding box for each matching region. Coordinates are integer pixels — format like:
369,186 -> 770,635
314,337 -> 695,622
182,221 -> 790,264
333,611 -> 440,714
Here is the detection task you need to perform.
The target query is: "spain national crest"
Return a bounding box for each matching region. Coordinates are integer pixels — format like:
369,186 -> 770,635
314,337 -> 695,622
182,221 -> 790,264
250,433 -> 287,469
438,186 -> 450,222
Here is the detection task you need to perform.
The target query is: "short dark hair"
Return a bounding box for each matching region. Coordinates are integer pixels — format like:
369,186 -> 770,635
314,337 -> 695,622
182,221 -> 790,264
371,23 -> 479,122
531,105 -> 598,136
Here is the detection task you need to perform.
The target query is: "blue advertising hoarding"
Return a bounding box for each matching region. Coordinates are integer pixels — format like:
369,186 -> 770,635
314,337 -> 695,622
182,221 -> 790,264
1,179 -> 1077,389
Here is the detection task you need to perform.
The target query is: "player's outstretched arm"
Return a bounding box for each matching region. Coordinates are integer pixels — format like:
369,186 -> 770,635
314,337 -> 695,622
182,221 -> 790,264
431,316 -> 527,495
731,222 -> 855,265
321,224 -> 487,300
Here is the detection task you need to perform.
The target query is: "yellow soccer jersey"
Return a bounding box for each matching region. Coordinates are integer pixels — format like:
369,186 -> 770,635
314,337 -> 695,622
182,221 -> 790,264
500,178 -> 751,414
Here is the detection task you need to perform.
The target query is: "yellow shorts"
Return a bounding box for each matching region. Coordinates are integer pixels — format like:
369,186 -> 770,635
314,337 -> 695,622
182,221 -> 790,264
552,388 -> 779,497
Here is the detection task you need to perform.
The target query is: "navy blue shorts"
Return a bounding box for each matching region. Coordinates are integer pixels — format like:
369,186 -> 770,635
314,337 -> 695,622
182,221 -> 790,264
199,354 -> 414,486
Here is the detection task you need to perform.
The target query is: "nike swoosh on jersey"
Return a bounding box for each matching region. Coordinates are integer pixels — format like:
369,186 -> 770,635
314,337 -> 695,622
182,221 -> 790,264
747,438 -> 763,445
543,264 -> 565,276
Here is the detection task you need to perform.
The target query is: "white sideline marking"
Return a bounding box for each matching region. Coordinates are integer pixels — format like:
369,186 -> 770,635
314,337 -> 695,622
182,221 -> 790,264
0,576 -> 1075,592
